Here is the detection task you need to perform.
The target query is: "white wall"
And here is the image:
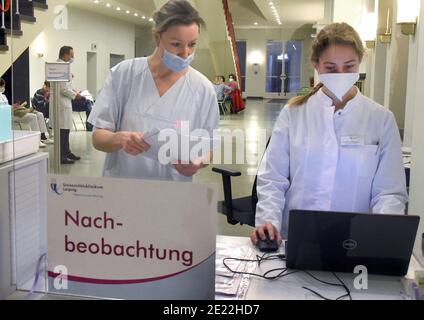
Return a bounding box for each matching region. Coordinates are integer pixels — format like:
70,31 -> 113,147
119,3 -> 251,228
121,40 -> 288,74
235,25 -> 315,98
29,6 -> 135,99
135,26 -> 156,58
406,1 -> 424,254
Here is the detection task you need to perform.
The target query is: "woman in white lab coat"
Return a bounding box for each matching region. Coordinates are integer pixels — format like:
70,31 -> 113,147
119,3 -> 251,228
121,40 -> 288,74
89,0 -> 219,181
251,23 -> 408,245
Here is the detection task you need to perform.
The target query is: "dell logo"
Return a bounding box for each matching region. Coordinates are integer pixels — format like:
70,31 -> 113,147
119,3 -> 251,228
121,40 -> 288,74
343,239 -> 358,250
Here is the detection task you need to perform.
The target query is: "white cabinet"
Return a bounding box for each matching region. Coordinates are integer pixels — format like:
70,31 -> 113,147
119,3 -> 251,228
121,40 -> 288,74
0,153 -> 48,299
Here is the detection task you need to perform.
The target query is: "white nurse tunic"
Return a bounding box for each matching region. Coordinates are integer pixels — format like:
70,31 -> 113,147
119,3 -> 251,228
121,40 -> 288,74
255,88 -> 408,238
88,58 -> 219,182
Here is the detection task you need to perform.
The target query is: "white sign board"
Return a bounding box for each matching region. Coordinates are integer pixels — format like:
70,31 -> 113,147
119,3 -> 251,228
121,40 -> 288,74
45,62 -> 71,82
47,175 -> 217,299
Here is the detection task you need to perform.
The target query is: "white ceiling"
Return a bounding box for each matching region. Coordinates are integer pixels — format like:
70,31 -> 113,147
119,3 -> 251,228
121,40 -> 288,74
67,0 -> 326,29
229,0 -> 326,28
68,0 -> 156,26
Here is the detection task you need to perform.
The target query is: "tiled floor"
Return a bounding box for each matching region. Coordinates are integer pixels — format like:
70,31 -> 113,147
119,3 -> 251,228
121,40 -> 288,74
41,99 -> 285,238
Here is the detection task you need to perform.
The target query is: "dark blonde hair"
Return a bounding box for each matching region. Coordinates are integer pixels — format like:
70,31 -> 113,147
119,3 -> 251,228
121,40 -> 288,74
152,0 -> 205,38
289,22 -> 365,106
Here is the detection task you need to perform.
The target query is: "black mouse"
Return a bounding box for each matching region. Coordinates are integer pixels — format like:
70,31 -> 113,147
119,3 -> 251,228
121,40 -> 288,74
256,229 -> 279,252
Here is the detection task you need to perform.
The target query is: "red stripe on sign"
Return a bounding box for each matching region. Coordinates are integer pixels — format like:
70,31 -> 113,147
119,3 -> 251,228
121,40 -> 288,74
48,252 -> 215,285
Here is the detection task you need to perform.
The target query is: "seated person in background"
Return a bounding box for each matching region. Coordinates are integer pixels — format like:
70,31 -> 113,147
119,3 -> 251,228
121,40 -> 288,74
1,78 -> 51,147
212,75 -> 233,102
32,81 -> 50,119
13,101 -> 52,148
226,74 -> 245,113
71,89 -> 94,131
227,73 -> 240,91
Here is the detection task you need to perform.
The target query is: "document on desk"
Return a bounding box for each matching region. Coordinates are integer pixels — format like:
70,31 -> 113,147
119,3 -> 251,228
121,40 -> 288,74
215,243 -> 256,299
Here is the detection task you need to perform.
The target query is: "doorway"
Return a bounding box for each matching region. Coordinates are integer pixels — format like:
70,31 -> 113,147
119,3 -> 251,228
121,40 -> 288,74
265,40 -> 302,99
110,54 -> 125,69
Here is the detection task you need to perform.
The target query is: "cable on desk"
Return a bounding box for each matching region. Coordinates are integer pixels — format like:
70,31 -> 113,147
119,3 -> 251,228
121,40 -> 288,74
222,254 -> 352,300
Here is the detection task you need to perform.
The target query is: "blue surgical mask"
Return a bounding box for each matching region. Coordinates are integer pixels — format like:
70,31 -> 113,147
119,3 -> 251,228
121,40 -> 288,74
162,48 -> 194,73
69,58 -> 74,64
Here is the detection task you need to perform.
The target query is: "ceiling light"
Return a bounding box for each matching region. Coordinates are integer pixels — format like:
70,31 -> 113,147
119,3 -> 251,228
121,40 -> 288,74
254,22 -> 258,26
142,16 -> 146,19
126,10 -> 130,14
134,13 -> 139,17
106,3 -> 111,7
116,7 -> 121,11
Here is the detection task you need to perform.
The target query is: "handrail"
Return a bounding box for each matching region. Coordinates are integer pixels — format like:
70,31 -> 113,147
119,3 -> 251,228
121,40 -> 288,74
222,0 -> 242,91
1,0 -> 9,29
1,0 -> 10,12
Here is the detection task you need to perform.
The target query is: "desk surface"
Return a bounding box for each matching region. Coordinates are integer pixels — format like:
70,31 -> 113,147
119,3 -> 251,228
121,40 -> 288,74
217,235 -> 417,300
7,235 -> 420,300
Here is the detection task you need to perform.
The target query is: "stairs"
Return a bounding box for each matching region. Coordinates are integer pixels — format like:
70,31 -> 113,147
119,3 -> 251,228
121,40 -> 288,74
222,0 -> 242,90
0,0 -> 49,52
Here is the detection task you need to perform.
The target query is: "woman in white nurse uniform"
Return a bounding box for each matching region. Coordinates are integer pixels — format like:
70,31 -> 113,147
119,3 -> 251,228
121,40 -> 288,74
251,23 -> 408,245
89,0 -> 219,182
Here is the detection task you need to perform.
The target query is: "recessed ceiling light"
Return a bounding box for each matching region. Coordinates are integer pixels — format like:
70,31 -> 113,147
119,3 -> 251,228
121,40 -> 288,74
142,16 -> 146,19
116,7 -> 121,11
134,13 -> 139,17
126,10 -> 130,14
149,18 -> 154,22
106,3 -> 111,7
94,0 -> 100,4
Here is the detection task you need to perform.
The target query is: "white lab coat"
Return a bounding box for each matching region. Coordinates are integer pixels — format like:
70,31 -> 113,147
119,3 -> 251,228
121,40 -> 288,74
256,88 -> 408,238
88,57 -> 219,182
49,59 -> 76,130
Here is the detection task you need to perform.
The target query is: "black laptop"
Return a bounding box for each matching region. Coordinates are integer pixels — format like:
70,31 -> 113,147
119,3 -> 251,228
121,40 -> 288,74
286,210 -> 420,276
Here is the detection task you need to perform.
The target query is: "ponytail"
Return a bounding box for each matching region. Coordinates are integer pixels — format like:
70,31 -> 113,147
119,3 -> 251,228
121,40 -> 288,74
288,83 -> 323,107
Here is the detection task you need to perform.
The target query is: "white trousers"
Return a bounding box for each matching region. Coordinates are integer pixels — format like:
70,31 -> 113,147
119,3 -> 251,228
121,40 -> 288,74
15,112 -> 48,133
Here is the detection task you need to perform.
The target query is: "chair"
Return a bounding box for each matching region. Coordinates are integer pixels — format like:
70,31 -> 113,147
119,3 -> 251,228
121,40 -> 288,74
218,100 -> 227,115
72,111 -> 86,131
13,118 -> 31,131
212,137 -> 272,226
212,166 -> 258,226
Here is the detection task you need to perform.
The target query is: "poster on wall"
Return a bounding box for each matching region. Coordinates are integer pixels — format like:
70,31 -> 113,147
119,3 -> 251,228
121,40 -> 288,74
47,175 -> 217,299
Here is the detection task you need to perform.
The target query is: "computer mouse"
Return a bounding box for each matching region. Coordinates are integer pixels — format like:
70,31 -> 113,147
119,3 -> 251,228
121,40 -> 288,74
256,230 -> 279,252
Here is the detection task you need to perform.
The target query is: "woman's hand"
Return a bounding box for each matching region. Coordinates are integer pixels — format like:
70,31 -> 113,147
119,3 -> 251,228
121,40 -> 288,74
172,161 -> 204,177
172,153 -> 211,177
117,132 -> 151,156
250,222 -> 283,246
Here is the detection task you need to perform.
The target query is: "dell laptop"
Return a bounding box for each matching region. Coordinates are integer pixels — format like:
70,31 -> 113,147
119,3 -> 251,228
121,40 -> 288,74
286,210 -> 420,276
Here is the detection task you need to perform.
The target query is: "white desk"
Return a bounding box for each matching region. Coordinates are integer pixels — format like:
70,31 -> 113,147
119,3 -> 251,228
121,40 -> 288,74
6,234 -> 421,300
217,235 -> 419,300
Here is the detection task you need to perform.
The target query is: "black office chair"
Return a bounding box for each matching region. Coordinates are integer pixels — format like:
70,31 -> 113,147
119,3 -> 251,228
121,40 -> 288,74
212,138 -> 271,226
212,166 -> 258,227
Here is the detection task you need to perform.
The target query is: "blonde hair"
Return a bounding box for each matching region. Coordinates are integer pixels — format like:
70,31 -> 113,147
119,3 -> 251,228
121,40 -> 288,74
152,0 -> 205,38
288,22 -> 365,106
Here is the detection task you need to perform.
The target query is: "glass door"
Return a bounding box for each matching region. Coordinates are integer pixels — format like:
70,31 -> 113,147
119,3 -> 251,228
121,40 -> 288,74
265,40 -> 302,99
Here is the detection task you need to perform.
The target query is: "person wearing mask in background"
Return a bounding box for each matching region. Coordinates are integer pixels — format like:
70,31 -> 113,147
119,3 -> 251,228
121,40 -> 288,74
88,0 -> 219,181
251,23 -> 408,246
226,73 -> 245,113
51,46 -> 84,164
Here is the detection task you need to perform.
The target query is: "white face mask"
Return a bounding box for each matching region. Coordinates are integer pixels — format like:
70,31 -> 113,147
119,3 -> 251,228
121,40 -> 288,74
319,73 -> 360,101
0,87 -> 4,94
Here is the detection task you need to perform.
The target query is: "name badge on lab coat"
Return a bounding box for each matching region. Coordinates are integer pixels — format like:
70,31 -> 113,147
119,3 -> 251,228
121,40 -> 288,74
340,135 -> 364,146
